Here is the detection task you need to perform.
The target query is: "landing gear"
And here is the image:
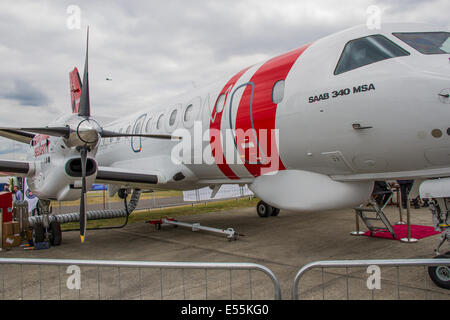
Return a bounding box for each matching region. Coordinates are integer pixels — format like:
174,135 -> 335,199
118,188 -> 129,199
271,208 -> 280,217
428,252 -> 450,290
30,200 -> 62,247
424,197 -> 450,289
32,223 -> 45,243
256,201 -> 280,218
49,221 -> 62,246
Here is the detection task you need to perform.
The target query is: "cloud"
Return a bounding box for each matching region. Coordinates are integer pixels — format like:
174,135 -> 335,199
2,79 -> 51,107
0,0 -> 448,130
0,141 -> 28,160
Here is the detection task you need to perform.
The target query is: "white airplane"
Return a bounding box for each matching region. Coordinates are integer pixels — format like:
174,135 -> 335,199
0,23 -> 449,246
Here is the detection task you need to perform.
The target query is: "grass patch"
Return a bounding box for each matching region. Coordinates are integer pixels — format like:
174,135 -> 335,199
53,190 -> 184,207
61,197 -> 259,231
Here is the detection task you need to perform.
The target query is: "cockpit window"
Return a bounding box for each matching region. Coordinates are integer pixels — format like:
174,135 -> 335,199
393,32 -> 450,55
334,35 -> 410,75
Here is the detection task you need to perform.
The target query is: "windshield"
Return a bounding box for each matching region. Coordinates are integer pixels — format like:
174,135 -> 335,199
393,32 -> 450,55
334,34 -> 410,75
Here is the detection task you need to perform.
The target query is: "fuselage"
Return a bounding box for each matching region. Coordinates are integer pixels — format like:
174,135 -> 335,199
92,23 -> 450,187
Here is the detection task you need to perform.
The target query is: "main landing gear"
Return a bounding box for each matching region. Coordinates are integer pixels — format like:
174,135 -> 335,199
428,251 -> 450,290
426,198 -> 450,290
256,201 -> 280,218
31,200 -> 62,247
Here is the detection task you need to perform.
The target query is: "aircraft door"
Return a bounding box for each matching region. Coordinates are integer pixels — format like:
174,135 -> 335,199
229,82 -> 266,165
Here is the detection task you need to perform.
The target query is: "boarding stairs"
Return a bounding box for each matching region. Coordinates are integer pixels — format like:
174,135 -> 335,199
354,184 -> 397,239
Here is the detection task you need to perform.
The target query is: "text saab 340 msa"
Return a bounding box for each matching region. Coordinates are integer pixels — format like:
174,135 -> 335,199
1,23 -> 450,243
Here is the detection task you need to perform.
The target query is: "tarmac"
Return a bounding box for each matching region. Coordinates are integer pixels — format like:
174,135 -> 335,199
1,202 -> 449,300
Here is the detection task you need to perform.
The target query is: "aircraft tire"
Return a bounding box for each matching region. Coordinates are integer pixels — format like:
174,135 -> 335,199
256,201 -> 272,218
32,223 -> 45,244
428,254 -> 450,290
49,221 -> 62,246
118,189 -> 128,199
271,208 -> 280,216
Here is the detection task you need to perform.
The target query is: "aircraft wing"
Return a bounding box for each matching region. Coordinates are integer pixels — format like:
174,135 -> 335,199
0,159 -> 33,176
95,156 -> 193,189
0,129 -> 35,144
96,166 -> 159,188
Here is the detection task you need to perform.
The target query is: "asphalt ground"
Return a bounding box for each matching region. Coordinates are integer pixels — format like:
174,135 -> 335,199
1,202 -> 449,300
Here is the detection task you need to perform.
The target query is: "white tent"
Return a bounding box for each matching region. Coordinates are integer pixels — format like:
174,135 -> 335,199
183,184 -> 253,202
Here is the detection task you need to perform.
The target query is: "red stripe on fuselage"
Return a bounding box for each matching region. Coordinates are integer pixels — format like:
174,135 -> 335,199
235,44 -> 311,177
209,67 -> 250,179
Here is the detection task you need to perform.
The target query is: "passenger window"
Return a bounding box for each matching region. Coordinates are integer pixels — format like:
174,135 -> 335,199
272,80 -> 285,104
157,114 -> 164,130
145,117 -> 152,133
182,98 -> 200,129
334,35 -> 410,75
184,104 -> 193,122
169,109 -> 178,126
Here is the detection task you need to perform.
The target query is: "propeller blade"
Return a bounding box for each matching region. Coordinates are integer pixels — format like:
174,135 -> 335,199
0,126 -> 71,138
79,147 -> 88,243
78,27 -> 90,118
100,130 -> 182,140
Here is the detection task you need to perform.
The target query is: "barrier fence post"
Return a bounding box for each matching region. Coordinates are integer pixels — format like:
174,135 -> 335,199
401,189 -> 418,243
350,209 -> 365,236
396,186 -> 406,225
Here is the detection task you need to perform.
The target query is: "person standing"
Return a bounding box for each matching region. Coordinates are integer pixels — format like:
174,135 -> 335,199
396,180 -> 419,209
13,185 -> 23,202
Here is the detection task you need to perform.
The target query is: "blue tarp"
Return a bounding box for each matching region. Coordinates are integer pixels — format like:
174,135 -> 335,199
90,184 -> 107,191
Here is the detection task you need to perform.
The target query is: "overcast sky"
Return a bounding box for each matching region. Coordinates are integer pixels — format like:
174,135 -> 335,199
0,0 -> 449,157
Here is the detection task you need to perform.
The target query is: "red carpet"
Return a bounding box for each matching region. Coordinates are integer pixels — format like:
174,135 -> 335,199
363,224 -> 440,240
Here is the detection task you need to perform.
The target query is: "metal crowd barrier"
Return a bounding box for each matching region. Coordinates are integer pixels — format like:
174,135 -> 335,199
292,259 -> 450,300
0,258 -> 281,300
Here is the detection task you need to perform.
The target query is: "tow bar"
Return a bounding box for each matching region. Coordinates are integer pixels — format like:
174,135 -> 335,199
146,218 -> 240,241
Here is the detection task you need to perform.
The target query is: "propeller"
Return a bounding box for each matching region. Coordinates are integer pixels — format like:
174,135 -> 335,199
77,27 -> 91,243
4,28 -> 181,243
0,126 -> 180,141
100,130 -> 180,140
73,28 -> 180,243
0,126 -> 71,137
79,146 -> 88,243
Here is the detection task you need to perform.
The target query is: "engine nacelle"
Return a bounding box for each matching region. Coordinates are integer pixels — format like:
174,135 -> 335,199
27,156 -> 97,201
249,170 -> 373,212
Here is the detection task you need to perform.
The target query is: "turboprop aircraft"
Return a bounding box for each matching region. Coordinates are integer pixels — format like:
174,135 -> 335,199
0,23 -> 449,246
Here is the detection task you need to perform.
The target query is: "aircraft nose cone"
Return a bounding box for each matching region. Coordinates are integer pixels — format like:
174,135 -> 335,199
77,119 -> 100,144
